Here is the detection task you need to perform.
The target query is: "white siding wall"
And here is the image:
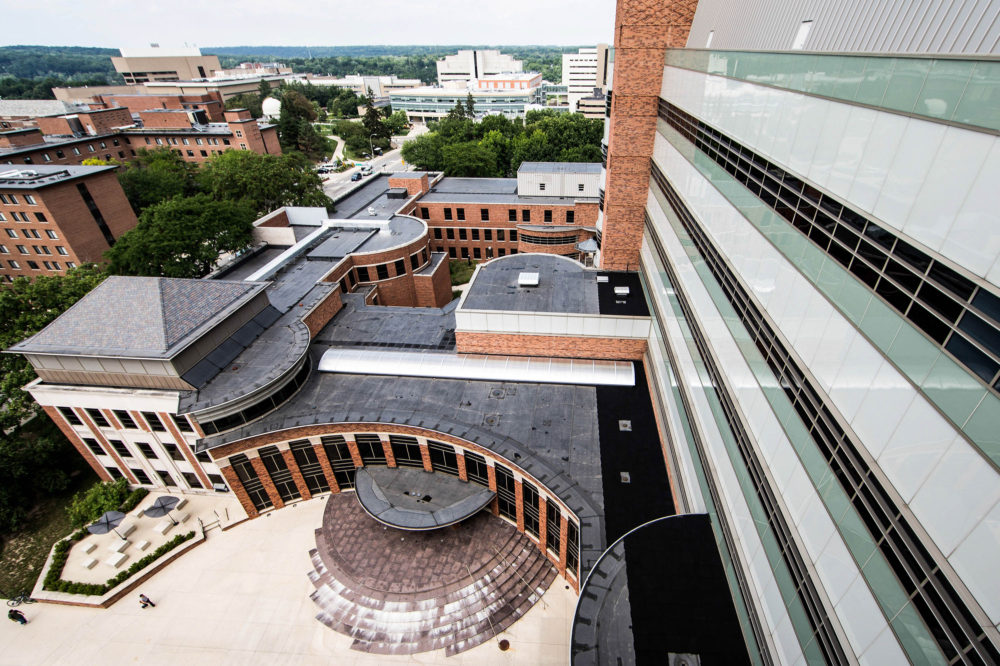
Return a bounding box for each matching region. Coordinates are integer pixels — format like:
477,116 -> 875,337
687,0 -> 1000,54
660,66 -> 1000,287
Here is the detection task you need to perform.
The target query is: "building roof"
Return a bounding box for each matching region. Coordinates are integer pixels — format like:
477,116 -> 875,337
518,162 -> 603,174
460,254 -> 650,317
10,276 -> 267,359
0,164 -> 118,189
419,176 -> 596,206
0,99 -> 89,118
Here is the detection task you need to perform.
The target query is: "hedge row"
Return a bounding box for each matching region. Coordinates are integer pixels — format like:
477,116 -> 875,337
43,530 -> 195,596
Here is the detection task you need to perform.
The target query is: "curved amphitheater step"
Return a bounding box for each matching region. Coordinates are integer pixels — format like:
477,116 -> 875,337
308,492 -> 558,655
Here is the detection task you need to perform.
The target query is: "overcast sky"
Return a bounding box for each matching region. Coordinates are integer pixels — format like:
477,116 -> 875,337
4,0 -> 616,48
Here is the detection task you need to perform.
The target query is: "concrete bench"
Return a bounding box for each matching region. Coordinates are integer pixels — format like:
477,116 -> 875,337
154,520 -> 173,536
175,498 -> 188,510
82,557 -> 97,570
178,513 -> 190,524
136,509 -> 145,518
108,540 -> 130,554
82,542 -> 97,555
105,552 -> 127,569
136,539 -> 151,552
119,522 -> 136,538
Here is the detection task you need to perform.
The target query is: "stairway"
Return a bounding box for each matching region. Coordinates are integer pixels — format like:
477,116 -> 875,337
307,493 -> 558,655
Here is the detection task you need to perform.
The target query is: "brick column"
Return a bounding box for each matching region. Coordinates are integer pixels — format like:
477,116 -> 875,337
515,479 -> 525,532
250,454 -> 283,509
419,442 -> 432,471
346,435 -> 363,467
42,405 -> 111,481
600,0 -> 696,270
538,496 -> 549,558
456,452 -> 468,481
487,463 -> 499,515
102,409 -> 123,430
312,442 -> 341,493
558,515 -> 569,579
280,446 -> 311,501
381,436 -> 397,467
219,464 -> 258,518
131,410 -> 151,433
161,412 -> 213,490
77,409 -> 138,484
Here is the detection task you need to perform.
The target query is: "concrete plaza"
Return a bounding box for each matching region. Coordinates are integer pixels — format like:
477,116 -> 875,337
2,496 -> 575,665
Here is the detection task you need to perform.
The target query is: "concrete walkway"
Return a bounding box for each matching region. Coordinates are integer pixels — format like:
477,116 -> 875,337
1,496 -> 574,665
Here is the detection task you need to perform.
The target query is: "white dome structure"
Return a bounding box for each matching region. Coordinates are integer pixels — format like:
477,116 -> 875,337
262,97 -> 281,120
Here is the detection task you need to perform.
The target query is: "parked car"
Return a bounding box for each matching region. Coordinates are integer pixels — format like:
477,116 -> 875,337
361,165 -> 373,176
351,172 -> 362,181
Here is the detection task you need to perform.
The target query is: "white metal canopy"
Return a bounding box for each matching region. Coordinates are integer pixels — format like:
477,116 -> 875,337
317,349 -> 635,386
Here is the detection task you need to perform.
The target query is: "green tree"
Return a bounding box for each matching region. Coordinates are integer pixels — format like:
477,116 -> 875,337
66,478 -> 130,529
400,132 -> 446,171
385,110 -> 409,135
465,93 -> 476,118
200,150 -> 334,216
511,128 -> 553,165
277,89 -> 329,158
258,79 -> 272,102
106,194 -> 255,278
440,141 -> 499,177
0,264 -> 107,432
116,148 -> 202,215
361,89 -> 390,144
225,93 -> 263,118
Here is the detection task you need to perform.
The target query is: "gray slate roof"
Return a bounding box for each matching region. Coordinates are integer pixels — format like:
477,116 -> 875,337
11,276 -> 266,358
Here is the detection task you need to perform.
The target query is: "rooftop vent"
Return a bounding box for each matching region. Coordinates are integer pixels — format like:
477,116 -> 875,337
518,272 -> 540,288
614,286 -> 630,297
596,275 -> 609,283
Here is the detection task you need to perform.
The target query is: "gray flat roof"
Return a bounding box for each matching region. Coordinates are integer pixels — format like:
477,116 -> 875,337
307,229 -> 373,260
0,164 -> 119,189
355,466 -> 496,530
419,191 -> 593,206
313,293 -> 457,351
431,178 -> 517,195
517,162 -> 602,174
460,254 -> 599,314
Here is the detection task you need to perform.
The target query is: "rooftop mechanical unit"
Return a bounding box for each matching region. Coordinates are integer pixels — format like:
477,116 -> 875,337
614,286 -> 630,296
518,272 -> 540,288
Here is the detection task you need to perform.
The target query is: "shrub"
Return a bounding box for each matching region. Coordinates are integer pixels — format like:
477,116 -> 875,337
45,530 -> 196,596
119,487 -> 149,513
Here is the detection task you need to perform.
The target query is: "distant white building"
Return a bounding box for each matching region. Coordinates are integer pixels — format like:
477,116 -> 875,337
302,74 -> 424,99
436,50 -> 523,87
562,45 -> 609,112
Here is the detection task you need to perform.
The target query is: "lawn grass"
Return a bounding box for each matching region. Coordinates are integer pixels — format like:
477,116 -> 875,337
0,467 -> 97,599
449,260 -> 476,286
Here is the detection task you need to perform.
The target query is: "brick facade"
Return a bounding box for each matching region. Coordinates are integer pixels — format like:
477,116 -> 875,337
455,331 -> 648,360
302,288 -> 344,337
600,0 -> 696,270
206,422 -> 582,586
42,405 -> 112,482
0,168 -> 138,282
418,200 -> 599,262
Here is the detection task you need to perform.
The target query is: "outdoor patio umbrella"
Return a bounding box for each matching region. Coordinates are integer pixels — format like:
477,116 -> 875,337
87,510 -> 127,540
143,495 -> 180,525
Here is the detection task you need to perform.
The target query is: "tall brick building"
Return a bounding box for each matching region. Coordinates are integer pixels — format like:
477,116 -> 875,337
0,165 -> 137,281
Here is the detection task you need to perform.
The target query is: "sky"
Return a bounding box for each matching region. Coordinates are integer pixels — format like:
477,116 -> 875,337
3,0 -> 616,47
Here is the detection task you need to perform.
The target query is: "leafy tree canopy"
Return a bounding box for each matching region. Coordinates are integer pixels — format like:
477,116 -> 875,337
199,150 -> 333,216
0,264 -> 107,432
116,148 -> 201,215
105,194 -> 255,279
402,111 -> 603,177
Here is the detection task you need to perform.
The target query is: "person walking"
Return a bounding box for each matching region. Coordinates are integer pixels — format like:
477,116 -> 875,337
7,609 -> 27,625
139,593 -> 155,609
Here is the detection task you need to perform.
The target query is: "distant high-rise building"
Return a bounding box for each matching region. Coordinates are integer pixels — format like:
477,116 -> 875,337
436,49 -> 523,87
111,46 -> 221,84
561,44 -> 608,112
